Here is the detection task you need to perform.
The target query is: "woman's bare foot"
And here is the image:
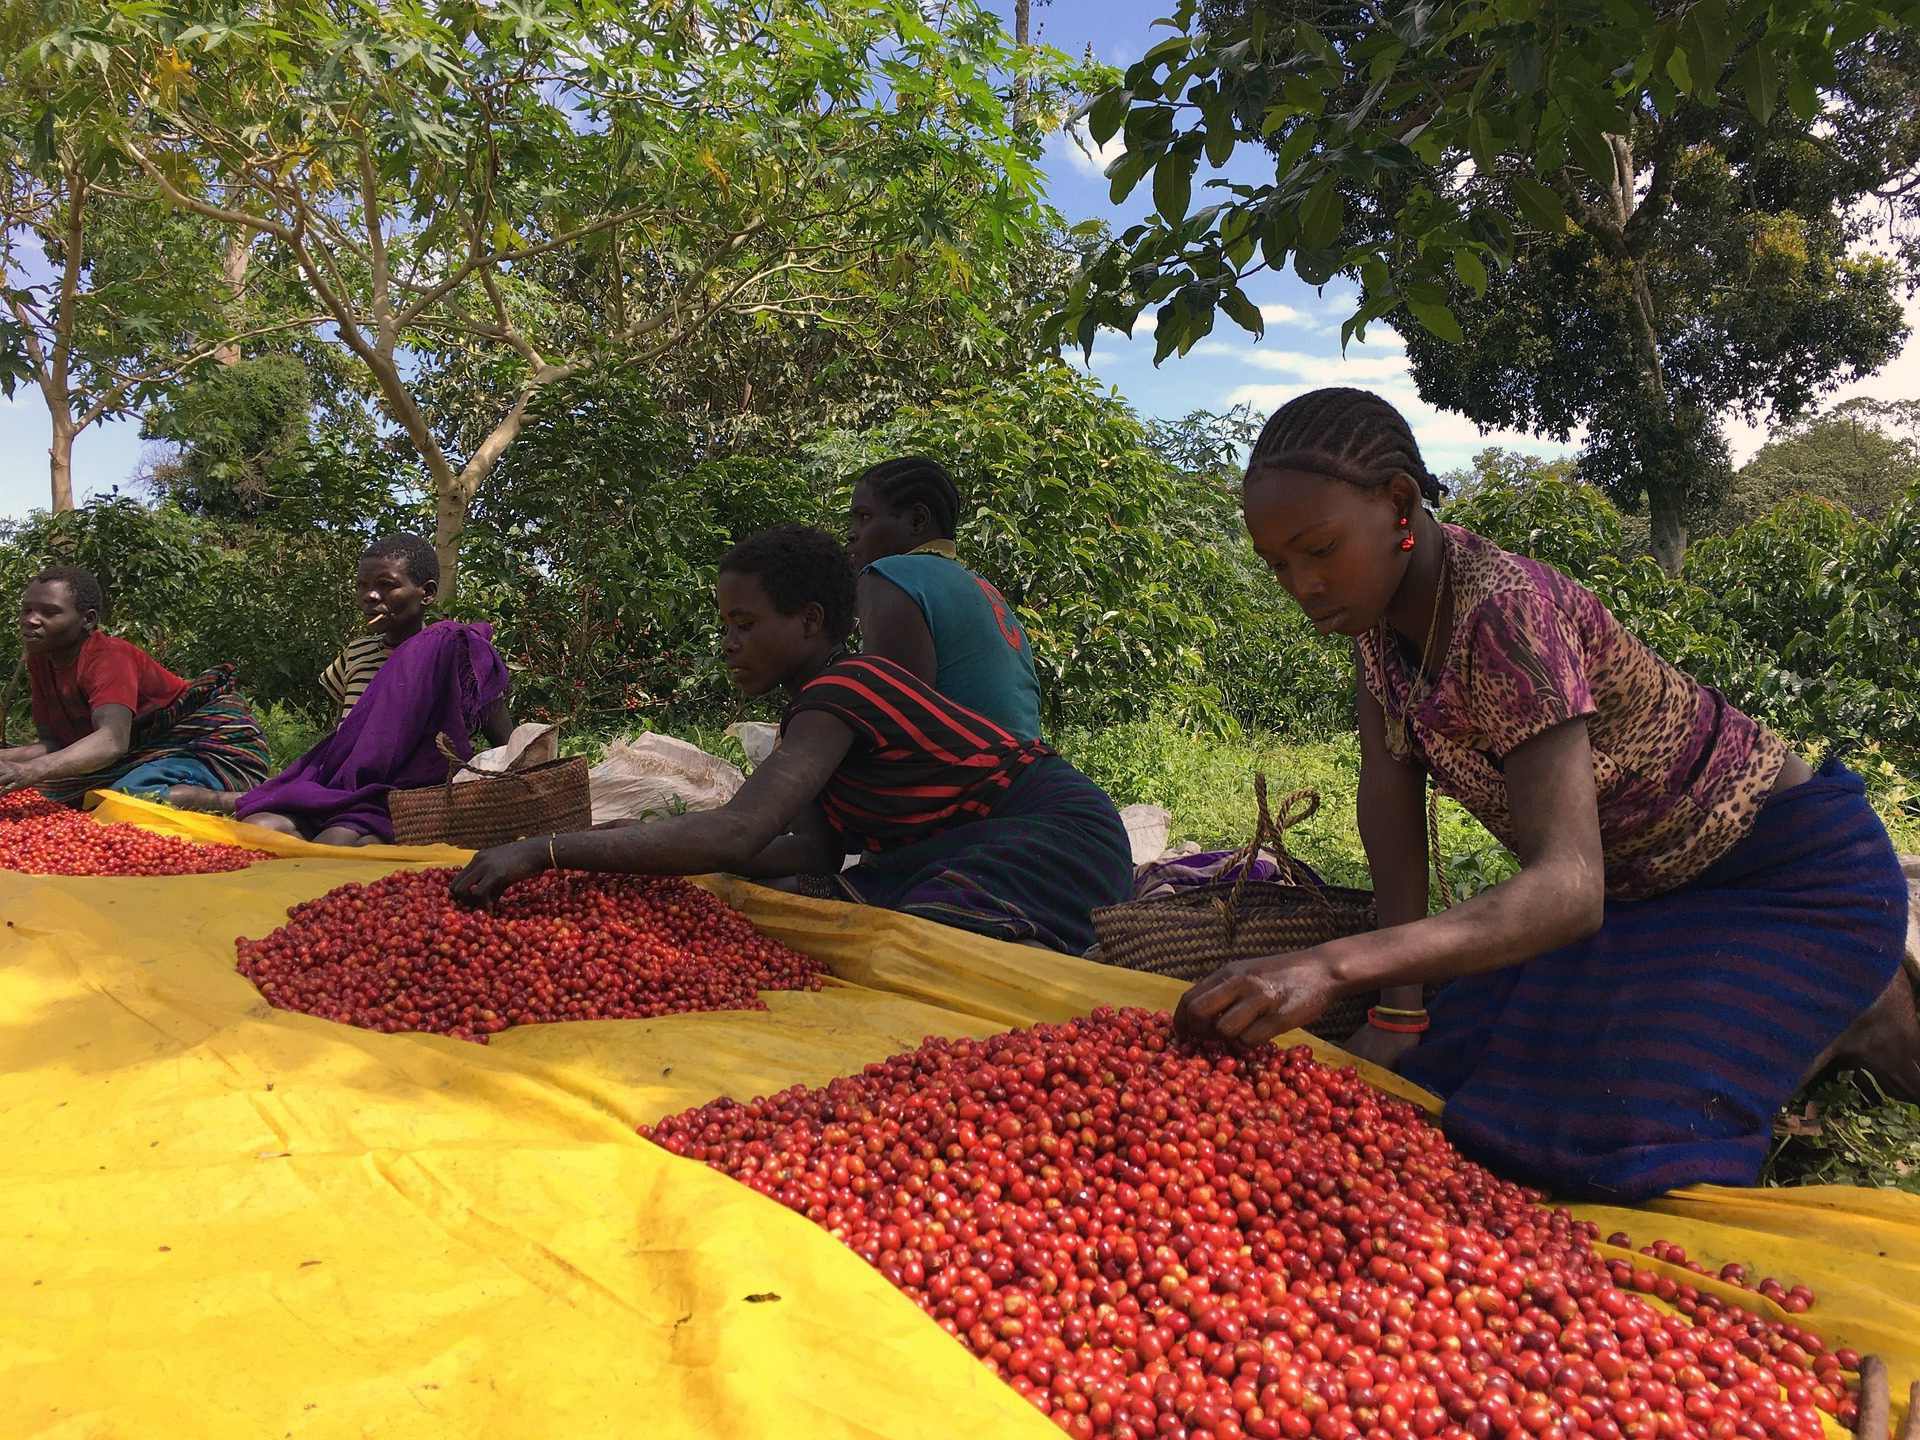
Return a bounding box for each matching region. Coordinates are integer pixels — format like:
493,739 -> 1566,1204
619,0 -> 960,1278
236,811 -> 302,837
1808,972 -> 1920,1102
167,784 -> 239,815
312,825 -> 383,847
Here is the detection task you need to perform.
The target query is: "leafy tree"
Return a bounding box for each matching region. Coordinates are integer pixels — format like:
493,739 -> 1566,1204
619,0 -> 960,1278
451,370 -> 836,729
1700,396 -> 1920,534
36,0 -> 1079,595
416,215 -> 1092,472
1391,63 -> 1909,570
1143,402 -> 1262,484
1051,0 -> 1920,570
138,353 -> 315,518
1439,447 -> 1575,500
0,73 -> 311,512
1441,458 -> 1632,578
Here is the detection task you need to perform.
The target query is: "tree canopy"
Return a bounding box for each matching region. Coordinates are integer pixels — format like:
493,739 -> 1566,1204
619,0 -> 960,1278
1052,0 -> 1920,568
29,0 -> 1084,592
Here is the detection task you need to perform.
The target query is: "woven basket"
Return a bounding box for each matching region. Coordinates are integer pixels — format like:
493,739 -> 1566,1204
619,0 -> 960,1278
1089,774 -> 1381,1041
388,734 -> 592,850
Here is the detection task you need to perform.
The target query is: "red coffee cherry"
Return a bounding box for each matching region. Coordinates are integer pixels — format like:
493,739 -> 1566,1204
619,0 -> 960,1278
237,867 -> 826,1042
647,1009 -> 1846,1440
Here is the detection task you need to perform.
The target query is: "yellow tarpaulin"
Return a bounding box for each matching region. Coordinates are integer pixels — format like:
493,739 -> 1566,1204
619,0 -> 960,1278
0,797 -> 1913,1439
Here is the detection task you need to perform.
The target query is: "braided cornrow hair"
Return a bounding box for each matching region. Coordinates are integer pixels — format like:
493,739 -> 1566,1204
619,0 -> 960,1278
1245,388 -> 1447,504
857,455 -> 962,540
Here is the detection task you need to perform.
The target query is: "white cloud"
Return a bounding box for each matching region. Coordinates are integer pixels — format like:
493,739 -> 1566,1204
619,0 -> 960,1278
1047,123 -> 1126,183
1230,348 -> 1413,385
1224,364 -> 1580,475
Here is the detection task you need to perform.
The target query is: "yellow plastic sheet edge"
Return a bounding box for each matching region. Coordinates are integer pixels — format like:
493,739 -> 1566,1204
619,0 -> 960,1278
0,799 -> 1911,1438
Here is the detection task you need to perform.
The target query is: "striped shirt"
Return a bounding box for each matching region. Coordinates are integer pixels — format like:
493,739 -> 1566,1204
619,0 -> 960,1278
318,634 -> 391,726
783,654 -> 1053,851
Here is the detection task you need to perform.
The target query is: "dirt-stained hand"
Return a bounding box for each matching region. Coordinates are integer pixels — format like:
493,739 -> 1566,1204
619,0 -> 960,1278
1173,950 -> 1341,1049
448,837 -> 549,910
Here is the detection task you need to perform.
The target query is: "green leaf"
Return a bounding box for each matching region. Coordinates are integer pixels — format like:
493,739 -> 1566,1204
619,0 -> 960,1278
1453,247 -> 1488,298
1508,40 -> 1544,94
1737,44 -> 1778,122
1219,285 -> 1265,337
1299,177 -> 1342,251
1665,44 -> 1692,94
1567,124 -> 1617,186
1152,151 -> 1192,225
1204,115 -> 1236,168
1785,68 -> 1818,121
1682,5 -> 1734,89
1294,22 -> 1339,66
1467,113 -> 1496,173
1087,87 -> 1130,145
1511,177 -> 1567,233
1293,246 -> 1340,286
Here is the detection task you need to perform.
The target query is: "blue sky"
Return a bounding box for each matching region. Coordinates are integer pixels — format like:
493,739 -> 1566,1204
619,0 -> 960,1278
3,0 -> 1916,519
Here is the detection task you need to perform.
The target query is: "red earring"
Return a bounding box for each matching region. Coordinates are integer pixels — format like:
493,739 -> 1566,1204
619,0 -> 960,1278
1398,514 -> 1415,551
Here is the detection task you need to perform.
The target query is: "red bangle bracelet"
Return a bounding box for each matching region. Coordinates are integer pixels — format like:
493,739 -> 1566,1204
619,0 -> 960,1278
1367,1007 -> 1431,1034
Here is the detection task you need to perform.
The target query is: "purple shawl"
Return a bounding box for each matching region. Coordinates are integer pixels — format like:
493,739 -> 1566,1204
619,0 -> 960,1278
236,621 -> 509,841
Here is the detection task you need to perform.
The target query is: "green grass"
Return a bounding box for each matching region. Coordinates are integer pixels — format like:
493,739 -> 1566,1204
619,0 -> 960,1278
257,701 -> 331,771
1765,1071 -> 1920,1193
1052,720 -> 1518,903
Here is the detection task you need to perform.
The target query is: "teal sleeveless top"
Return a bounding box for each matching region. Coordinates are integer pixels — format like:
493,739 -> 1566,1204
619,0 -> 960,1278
863,552 -> 1044,740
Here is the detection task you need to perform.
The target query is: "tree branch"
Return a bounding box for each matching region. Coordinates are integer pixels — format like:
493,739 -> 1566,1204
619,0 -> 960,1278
393,205 -> 655,328
68,313 -> 332,430
357,133 -> 394,346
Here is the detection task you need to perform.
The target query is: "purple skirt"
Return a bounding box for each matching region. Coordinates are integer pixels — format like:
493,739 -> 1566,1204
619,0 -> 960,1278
1401,758 -> 1907,1201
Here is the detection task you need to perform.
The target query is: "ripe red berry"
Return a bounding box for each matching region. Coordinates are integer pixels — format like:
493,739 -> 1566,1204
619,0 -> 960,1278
236,867 -> 826,1042
0,789 -> 271,876
647,1008 -> 1843,1440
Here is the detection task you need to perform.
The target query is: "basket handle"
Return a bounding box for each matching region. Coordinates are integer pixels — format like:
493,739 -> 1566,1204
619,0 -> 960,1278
1216,772 -> 1328,939
435,732 -> 537,801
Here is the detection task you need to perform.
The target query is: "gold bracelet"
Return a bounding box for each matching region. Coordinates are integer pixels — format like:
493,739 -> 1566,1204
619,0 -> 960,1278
547,835 -> 559,872
1371,1005 -> 1429,1020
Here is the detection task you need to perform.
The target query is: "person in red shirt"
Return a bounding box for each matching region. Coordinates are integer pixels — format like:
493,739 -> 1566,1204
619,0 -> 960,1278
0,565 -> 269,806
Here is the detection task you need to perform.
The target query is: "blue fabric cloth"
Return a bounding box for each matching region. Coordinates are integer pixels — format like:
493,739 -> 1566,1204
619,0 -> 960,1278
836,755 -> 1131,954
864,553 -> 1043,741
1400,757 -> 1908,1201
109,753 -> 226,800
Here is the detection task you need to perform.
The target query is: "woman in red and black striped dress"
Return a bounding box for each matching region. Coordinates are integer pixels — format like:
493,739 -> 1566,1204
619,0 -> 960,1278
452,526 -> 1133,954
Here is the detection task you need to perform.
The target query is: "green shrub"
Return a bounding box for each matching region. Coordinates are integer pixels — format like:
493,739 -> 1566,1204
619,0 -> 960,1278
0,494 -> 364,717
1054,719 -> 1516,906
254,701 -> 331,771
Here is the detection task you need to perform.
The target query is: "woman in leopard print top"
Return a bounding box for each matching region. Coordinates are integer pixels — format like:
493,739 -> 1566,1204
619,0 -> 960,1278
1177,387 -> 1915,1201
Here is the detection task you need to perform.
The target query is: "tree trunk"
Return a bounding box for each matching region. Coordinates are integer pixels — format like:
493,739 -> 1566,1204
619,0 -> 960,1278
1012,0 -> 1031,129
214,236 -> 252,367
1648,487 -> 1687,574
434,483 -> 467,603
49,412 -> 75,513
